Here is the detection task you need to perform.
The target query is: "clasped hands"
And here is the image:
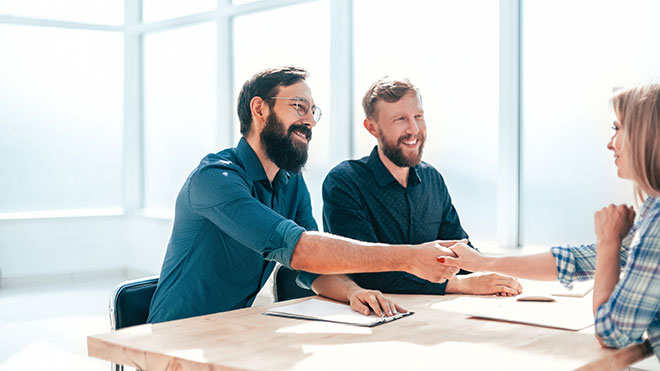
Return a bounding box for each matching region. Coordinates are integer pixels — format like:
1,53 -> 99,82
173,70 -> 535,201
349,239 -> 521,317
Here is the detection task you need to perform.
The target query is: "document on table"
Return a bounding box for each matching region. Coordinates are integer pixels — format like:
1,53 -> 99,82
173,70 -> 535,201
550,279 -> 593,297
263,298 -> 413,327
434,280 -> 595,331
466,298 -> 594,331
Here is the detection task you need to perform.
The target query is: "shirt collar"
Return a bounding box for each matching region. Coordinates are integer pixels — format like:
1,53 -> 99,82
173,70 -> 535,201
236,137 -> 268,182
236,137 -> 291,187
366,146 -> 422,188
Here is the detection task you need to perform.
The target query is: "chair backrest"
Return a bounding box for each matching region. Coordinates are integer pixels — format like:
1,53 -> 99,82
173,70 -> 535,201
109,275 -> 159,330
272,265 -> 314,302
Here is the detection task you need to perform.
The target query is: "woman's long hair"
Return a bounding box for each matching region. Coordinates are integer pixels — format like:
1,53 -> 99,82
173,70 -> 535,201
613,83 -> 660,201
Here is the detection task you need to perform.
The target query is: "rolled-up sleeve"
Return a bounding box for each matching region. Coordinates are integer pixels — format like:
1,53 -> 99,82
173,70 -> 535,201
550,243 -> 629,286
189,164 -> 305,268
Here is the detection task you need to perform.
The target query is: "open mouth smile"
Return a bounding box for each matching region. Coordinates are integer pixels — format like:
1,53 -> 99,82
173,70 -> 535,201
292,130 -> 309,143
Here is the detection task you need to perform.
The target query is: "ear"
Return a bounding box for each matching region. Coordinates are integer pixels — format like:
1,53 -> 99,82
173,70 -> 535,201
250,96 -> 269,126
364,118 -> 379,139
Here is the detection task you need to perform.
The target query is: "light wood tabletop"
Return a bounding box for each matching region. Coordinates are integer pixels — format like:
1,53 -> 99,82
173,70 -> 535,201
88,292 -> 652,371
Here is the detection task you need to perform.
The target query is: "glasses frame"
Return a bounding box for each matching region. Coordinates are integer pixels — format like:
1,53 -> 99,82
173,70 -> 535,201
268,96 -> 322,123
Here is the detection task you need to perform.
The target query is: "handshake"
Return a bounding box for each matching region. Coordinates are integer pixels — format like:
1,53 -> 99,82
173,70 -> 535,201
408,239 -> 486,283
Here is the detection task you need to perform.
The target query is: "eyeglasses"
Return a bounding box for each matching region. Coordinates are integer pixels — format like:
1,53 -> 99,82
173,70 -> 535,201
268,96 -> 322,123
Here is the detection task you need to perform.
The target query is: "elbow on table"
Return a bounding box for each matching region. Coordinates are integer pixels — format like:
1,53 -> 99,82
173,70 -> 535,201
595,333 -> 615,349
595,323 -> 638,349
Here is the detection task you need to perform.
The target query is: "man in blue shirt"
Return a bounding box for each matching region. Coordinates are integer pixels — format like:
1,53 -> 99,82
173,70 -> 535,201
298,77 -> 522,317
147,67 -> 462,323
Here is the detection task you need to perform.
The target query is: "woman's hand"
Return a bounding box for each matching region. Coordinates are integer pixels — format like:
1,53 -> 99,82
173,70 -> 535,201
346,288 -> 407,317
437,242 -> 489,273
594,204 -> 635,248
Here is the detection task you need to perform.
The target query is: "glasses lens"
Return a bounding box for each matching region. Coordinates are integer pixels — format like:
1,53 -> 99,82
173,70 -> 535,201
312,106 -> 321,122
296,99 -> 309,117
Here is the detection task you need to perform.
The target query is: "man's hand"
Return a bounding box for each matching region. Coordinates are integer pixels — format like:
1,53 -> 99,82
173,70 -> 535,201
407,240 -> 462,283
437,242 -> 488,273
445,272 -> 522,296
346,288 -> 407,317
594,204 -> 635,250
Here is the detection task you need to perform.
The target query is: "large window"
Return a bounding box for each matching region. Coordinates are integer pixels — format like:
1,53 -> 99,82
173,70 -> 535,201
0,0 -> 123,25
4,0 -> 659,251
0,25 -> 123,213
142,0 -> 216,24
143,22 -> 218,213
354,0 -> 500,246
233,0 -> 331,223
521,0 -> 660,248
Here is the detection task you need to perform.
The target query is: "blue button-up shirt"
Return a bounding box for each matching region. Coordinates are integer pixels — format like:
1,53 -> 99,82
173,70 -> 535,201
298,146 -> 471,293
148,138 -> 317,323
551,196 -> 660,360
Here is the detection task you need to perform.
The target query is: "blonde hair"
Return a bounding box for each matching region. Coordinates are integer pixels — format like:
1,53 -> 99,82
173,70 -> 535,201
612,83 -> 660,200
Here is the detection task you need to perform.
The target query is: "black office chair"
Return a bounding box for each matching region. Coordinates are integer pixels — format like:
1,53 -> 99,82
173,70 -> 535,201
272,265 -> 315,302
108,275 -> 159,371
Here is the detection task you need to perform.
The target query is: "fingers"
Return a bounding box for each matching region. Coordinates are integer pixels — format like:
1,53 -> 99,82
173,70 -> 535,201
494,285 -> 520,296
437,256 -> 462,268
436,239 -> 468,248
393,302 -> 408,314
375,294 -> 394,317
363,293 -> 384,317
349,297 -> 371,316
350,290 -> 405,317
436,246 -> 457,257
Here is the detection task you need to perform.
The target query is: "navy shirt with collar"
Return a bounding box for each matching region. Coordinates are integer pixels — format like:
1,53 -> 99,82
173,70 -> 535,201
298,146 -> 471,293
148,138 -> 317,323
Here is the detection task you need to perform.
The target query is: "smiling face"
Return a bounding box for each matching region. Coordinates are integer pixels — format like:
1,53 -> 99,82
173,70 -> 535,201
367,92 -> 426,168
260,81 -> 317,172
607,119 -> 633,180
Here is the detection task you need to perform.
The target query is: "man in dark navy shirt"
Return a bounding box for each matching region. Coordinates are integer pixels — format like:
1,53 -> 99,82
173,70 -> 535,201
298,77 -> 521,317
148,67 -> 463,323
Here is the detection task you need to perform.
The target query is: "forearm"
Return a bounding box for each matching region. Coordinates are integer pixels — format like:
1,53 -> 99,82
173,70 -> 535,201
311,274 -> 361,303
593,241 -> 621,314
290,231 -> 410,274
482,252 -> 558,281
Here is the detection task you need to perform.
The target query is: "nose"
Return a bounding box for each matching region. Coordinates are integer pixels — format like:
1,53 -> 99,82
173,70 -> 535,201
607,134 -> 615,151
405,116 -> 420,135
303,110 -> 317,128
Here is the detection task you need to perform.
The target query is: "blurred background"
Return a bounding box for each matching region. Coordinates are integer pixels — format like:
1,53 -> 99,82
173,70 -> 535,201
0,0 -> 659,369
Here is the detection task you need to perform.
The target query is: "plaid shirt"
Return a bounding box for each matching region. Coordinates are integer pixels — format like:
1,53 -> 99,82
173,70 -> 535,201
550,196 -> 660,359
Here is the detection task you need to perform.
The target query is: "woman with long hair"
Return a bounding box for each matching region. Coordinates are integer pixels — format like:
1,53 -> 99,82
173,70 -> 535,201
439,83 -> 660,358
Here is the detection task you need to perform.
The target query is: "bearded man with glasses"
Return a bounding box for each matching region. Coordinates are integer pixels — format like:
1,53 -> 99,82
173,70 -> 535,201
148,66 -> 461,324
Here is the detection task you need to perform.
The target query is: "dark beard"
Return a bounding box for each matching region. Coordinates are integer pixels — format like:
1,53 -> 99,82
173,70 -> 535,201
260,112 -> 312,173
380,131 -> 425,168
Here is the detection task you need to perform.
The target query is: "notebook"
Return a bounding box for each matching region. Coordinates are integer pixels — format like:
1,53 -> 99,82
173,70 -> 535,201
263,298 -> 413,327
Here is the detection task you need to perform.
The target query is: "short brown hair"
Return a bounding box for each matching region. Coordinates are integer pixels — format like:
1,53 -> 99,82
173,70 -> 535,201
362,77 -> 420,119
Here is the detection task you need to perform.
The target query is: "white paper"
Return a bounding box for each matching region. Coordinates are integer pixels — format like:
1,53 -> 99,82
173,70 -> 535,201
550,280 -> 594,297
263,298 -> 412,327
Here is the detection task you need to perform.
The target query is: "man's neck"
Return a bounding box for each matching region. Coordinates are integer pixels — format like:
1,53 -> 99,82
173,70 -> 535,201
377,146 -> 409,188
245,134 -> 279,183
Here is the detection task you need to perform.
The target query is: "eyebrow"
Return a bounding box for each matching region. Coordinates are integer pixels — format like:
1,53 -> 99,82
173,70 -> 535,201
390,110 -> 424,118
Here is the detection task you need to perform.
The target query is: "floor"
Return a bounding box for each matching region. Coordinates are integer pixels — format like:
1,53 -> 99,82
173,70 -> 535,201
0,273 -> 657,371
0,273 -> 274,371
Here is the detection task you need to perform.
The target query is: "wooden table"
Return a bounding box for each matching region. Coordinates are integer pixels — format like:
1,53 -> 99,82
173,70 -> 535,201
88,293 -> 652,370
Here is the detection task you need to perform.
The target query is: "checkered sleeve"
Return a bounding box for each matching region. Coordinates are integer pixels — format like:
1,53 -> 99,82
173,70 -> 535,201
594,212 -> 660,348
551,236 -> 632,286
